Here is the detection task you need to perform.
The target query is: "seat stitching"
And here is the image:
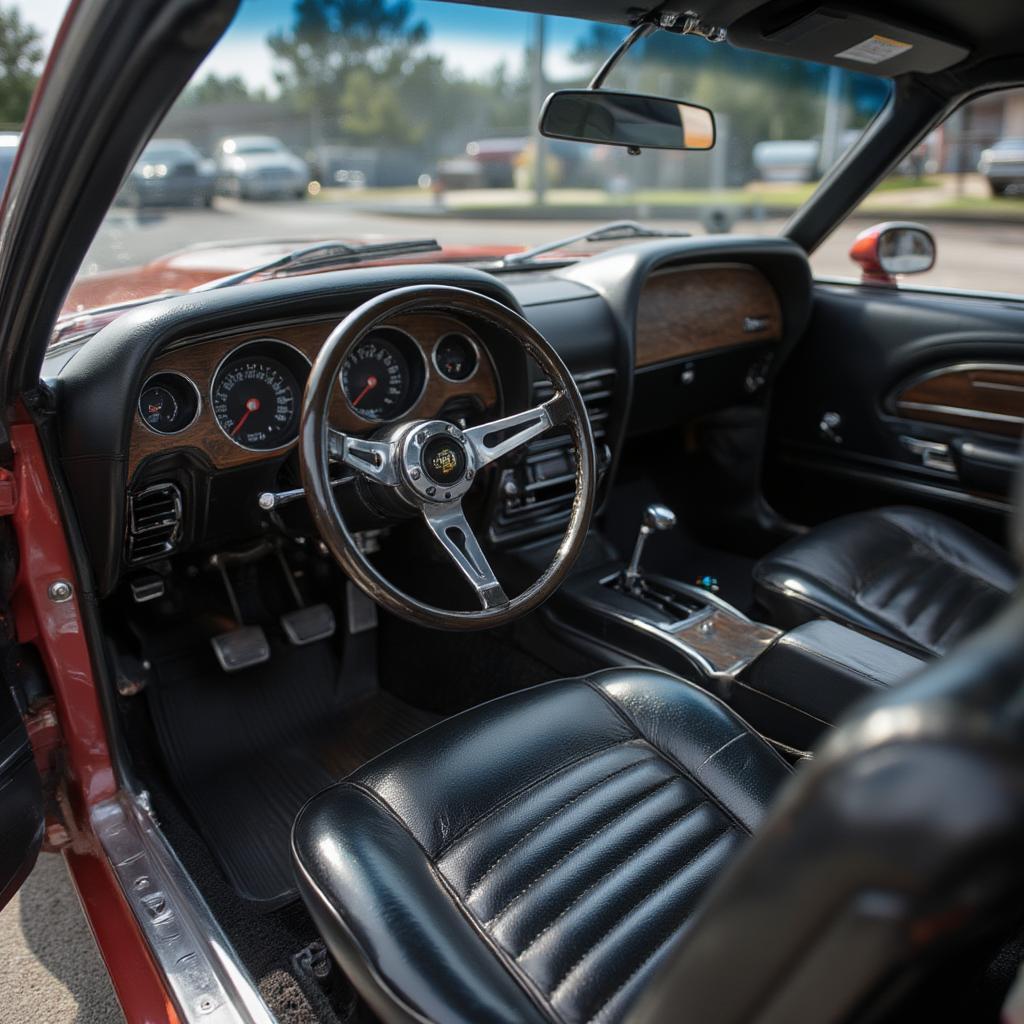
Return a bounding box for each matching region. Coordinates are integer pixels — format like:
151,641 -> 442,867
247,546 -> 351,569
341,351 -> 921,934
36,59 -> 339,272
549,824 -> 733,1000
484,773 -> 684,926
339,782 -> 563,1024
584,910 -> 697,1024
435,735 -> 639,857
514,798 -> 710,960
581,678 -> 760,833
464,753 -> 660,898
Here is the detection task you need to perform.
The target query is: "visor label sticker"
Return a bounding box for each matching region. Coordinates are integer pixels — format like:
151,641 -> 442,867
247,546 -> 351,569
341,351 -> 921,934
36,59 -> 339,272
835,34 -> 913,65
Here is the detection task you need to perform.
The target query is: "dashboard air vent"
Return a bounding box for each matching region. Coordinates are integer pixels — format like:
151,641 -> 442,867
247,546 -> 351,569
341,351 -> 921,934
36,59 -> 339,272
126,483 -> 183,563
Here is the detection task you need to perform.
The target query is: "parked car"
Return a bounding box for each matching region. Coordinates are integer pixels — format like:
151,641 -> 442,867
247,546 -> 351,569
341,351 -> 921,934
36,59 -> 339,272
216,135 -> 310,200
117,138 -> 216,208
978,138 -> 1024,195
751,139 -> 820,181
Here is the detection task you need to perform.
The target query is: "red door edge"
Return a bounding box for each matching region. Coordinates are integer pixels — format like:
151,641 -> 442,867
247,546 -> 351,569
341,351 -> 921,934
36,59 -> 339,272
9,418 -> 178,1023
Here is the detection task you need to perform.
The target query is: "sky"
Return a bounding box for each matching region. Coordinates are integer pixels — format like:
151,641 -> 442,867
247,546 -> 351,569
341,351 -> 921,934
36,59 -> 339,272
13,0 -> 617,93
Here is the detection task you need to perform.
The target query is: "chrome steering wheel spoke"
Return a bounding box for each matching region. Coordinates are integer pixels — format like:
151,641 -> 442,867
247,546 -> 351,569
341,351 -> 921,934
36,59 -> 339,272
462,392 -> 567,469
422,502 -> 508,610
328,428 -> 399,487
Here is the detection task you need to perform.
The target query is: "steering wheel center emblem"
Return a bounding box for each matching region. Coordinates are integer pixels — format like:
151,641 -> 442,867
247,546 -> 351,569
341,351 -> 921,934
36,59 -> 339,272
421,434 -> 467,485
399,420 -> 476,503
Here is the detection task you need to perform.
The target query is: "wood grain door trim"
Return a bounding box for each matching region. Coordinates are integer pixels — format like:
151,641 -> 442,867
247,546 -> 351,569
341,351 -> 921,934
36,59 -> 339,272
893,362 -> 1024,438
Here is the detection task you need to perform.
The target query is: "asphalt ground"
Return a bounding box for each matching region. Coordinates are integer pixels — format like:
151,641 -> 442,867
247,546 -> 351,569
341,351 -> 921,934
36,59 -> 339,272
78,195 -> 1024,295
0,853 -> 124,1024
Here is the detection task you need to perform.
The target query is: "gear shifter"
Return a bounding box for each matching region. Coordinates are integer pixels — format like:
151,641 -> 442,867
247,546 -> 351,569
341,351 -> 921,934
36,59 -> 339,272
622,503 -> 676,592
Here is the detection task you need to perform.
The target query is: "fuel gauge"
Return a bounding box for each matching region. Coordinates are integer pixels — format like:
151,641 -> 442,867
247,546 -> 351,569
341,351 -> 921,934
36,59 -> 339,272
138,373 -> 200,434
433,333 -> 479,382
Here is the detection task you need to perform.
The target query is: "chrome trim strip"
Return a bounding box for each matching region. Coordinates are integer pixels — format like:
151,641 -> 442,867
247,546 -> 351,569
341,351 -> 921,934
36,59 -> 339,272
92,793 -> 275,1024
896,400 -> 1024,426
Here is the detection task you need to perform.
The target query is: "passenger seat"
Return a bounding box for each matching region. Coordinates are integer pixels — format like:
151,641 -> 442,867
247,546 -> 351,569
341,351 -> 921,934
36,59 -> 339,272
753,506 -> 1017,657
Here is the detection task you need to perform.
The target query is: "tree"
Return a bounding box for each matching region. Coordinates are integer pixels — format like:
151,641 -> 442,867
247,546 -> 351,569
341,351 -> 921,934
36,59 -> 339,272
181,73 -> 267,107
0,6 -> 43,125
269,0 -> 428,144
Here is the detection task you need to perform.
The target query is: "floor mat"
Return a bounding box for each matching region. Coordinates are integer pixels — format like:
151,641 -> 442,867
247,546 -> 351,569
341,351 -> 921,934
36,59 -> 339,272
146,638 -> 439,909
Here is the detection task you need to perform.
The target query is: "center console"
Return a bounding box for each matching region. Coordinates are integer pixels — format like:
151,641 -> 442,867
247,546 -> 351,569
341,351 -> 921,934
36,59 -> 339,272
548,504 -> 925,756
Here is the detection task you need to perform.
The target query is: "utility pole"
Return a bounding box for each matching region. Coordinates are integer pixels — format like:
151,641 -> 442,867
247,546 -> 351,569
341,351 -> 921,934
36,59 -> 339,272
530,14 -> 547,206
820,65 -> 844,175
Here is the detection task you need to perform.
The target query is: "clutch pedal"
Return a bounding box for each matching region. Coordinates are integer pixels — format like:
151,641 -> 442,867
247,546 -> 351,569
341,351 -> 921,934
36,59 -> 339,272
211,625 -> 271,673
209,546 -> 272,672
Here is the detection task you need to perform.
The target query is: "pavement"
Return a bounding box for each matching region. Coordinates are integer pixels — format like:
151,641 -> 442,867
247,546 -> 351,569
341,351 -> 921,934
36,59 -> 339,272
0,853 -> 124,1024
79,194 -> 1024,296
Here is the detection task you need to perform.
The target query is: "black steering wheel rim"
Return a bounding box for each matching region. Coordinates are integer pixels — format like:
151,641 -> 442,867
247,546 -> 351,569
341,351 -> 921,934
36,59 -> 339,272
299,284 -> 597,631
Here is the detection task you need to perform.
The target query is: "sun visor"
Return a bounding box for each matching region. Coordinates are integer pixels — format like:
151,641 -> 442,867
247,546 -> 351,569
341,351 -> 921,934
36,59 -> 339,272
728,5 -> 968,76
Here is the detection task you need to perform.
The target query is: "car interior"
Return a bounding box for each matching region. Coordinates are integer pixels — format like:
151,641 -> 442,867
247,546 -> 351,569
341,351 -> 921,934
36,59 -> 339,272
5,0 -> 1024,1022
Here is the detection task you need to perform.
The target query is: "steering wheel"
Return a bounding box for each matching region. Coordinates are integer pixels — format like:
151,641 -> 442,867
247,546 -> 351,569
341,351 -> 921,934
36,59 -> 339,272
299,285 -> 597,631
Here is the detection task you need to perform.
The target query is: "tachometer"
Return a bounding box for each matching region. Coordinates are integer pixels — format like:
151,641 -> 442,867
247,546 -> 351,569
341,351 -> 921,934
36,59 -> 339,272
341,327 -> 424,422
211,343 -> 305,451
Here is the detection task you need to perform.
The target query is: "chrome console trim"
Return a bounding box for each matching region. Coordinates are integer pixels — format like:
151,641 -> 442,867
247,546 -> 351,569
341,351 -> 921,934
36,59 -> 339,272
92,793 -> 275,1024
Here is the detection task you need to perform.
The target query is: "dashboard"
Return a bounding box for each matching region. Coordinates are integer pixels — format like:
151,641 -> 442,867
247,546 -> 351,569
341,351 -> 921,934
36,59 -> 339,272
52,239 -> 812,595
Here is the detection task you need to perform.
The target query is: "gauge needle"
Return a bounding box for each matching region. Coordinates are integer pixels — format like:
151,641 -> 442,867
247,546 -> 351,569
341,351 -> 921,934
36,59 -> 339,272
231,396 -> 261,437
352,375 -> 378,407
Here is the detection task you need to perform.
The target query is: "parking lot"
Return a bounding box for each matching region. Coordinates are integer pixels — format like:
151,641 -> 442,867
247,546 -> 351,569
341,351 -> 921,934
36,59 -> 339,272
77,194 -> 1024,297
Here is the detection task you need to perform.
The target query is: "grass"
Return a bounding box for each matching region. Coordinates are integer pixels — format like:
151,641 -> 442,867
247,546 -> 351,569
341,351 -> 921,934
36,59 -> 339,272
310,179 -> 1024,222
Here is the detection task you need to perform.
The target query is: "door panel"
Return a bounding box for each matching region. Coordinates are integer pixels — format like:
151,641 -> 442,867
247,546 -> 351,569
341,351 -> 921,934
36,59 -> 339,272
764,282 -> 1024,542
0,681 -> 44,911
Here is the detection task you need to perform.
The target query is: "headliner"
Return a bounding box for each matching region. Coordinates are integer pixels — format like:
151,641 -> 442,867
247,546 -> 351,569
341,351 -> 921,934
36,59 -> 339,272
454,0 -> 1024,80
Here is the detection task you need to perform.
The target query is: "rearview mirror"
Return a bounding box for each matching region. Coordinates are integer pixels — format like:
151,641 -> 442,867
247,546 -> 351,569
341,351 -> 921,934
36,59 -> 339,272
540,89 -> 715,153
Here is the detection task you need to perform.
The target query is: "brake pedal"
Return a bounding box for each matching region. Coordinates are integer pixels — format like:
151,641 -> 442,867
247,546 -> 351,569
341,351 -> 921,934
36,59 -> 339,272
281,603 -> 335,646
211,626 -> 271,673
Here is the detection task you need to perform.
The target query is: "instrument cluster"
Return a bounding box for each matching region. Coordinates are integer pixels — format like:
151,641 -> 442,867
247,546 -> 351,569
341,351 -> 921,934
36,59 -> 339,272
135,322 -> 485,455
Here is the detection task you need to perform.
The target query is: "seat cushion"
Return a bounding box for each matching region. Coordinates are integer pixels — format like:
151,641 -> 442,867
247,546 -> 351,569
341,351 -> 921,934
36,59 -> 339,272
753,506 -> 1017,657
291,668 -> 790,1024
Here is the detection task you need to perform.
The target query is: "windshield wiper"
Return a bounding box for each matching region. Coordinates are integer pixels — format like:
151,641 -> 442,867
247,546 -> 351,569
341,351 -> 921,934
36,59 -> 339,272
498,221 -> 690,268
191,238 -> 443,292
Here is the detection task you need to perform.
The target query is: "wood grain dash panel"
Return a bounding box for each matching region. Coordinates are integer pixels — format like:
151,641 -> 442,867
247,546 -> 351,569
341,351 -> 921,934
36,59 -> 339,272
635,263 -> 782,367
895,364 -> 1024,438
128,313 -> 499,479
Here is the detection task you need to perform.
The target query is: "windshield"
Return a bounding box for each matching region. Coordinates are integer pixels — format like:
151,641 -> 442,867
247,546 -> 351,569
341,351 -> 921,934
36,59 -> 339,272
65,0 -> 890,316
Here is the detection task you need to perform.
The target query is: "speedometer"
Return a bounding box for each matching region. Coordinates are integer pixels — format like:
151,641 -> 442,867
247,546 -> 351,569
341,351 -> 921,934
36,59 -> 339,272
211,344 -> 304,451
341,327 -> 425,422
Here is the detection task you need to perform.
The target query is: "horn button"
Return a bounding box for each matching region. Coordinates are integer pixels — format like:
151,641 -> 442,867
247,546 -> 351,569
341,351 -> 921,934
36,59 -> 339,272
400,421 -> 476,503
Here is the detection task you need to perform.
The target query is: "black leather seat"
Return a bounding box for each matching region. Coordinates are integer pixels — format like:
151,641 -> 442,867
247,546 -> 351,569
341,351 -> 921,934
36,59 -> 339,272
291,669 -> 791,1024
753,506 -> 1017,656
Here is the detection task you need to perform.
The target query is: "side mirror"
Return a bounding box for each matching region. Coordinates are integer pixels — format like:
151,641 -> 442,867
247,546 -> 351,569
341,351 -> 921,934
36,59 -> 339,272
849,222 -> 935,285
539,89 -> 715,153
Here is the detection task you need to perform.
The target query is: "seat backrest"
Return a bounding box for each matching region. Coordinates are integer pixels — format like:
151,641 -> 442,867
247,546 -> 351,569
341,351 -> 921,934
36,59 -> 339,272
630,473 -> 1024,1024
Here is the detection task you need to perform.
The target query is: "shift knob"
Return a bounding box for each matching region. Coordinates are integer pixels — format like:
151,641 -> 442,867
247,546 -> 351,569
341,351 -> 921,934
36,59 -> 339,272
624,503 -> 676,589
642,504 -> 677,532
